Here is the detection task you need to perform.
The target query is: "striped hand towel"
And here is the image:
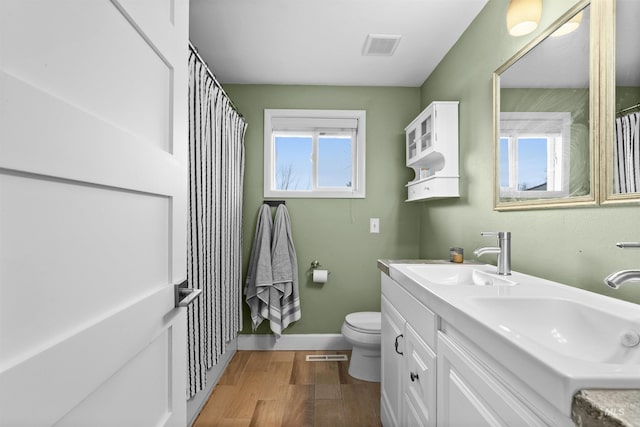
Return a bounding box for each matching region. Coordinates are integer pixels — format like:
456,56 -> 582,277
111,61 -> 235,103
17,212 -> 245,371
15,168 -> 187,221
270,204 -> 301,338
244,204 -> 274,330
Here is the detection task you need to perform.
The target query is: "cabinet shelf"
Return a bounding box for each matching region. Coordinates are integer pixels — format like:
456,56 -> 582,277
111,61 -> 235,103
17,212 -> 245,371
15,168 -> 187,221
404,101 -> 459,201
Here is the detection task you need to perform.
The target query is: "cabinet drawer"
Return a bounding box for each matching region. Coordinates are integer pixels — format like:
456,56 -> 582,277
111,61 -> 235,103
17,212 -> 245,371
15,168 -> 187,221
382,273 -> 437,348
407,176 -> 459,201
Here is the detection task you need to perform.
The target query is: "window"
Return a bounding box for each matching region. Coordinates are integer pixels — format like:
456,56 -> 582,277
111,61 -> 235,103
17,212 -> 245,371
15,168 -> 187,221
264,109 -> 366,198
499,112 -> 571,199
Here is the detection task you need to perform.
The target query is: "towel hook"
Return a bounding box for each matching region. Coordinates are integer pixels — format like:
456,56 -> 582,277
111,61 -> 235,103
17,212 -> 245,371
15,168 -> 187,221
310,260 -> 321,269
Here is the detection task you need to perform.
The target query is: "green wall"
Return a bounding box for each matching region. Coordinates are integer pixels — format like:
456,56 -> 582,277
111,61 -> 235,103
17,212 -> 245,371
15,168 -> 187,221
226,0 -> 638,337
419,0 -> 640,304
225,85 -> 422,334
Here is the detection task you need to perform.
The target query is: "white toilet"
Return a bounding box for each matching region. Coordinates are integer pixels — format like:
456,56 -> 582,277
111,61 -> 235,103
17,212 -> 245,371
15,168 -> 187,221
341,311 -> 381,382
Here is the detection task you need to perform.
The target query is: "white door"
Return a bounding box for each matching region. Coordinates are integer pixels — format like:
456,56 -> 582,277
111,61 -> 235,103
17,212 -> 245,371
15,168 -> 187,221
0,0 -> 189,425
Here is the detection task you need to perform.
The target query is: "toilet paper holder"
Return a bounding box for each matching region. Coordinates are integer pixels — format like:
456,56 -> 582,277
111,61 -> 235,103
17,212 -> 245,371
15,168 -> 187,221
310,260 -> 330,276
310,260 -> 330,284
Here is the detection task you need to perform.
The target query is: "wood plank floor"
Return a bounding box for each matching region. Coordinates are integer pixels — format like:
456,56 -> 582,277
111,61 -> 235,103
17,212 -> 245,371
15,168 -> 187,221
193,350 -> 382,427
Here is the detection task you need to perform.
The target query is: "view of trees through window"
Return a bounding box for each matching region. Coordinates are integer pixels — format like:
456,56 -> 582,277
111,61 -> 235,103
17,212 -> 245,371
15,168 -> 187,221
274,134 -> 353,191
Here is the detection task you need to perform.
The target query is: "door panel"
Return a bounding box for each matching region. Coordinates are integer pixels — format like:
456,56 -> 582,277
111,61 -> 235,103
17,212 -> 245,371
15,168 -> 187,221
1,0 -> 172,150
0,70 -> 179,194
1,173 -> 170,364
55,322 -> 182,427
403,324 -> 436,427
0,0 -> 189,425
381,295 -> 405,427
437,333 -> 547,427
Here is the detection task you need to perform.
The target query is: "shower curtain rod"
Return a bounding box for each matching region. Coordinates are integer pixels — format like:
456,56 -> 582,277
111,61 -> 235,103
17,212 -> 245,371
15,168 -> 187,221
616,103 -> 640,116
189,42 -> 245,119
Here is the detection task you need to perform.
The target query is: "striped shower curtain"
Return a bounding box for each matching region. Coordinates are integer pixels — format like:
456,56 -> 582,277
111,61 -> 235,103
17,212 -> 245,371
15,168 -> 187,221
614,111 -> 640,194
187,47 -> 247,398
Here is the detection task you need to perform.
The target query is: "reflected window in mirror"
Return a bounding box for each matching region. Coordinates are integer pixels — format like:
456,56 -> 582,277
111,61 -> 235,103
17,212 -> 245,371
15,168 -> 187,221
499,112 -> 571,199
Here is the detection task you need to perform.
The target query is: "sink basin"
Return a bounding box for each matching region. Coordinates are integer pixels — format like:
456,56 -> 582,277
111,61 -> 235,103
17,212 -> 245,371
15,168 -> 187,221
467,296 -> 640,364
402,264 -> 517,286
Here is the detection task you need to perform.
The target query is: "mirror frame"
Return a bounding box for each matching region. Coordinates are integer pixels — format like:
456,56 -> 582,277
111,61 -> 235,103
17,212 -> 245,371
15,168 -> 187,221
493,0 -> 599,211
600,0 -> 640,205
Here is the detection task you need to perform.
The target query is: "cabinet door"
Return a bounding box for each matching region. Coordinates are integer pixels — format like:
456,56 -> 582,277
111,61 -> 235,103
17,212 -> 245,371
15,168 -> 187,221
381,296 -> 405,427
403,324 -> 437,427
407,108 -> 433,165
407,128 -> 418,164
437,333 -> 547,427
405,397 -> 427,427
419,112 -> 433,154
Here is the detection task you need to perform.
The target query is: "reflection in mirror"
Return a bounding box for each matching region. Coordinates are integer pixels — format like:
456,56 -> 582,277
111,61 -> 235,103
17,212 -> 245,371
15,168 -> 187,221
499,112 -> 572,199
612,0 -> 640,196
495,2 -> 594,209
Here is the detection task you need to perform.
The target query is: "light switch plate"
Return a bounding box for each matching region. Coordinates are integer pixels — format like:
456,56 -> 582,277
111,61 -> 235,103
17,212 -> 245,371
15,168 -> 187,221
370,218 -> 380,233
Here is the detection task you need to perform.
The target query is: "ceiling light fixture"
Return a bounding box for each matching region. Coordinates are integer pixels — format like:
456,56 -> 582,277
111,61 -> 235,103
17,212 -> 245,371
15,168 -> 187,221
506,0 -> 542,37
550,10 -> 583,37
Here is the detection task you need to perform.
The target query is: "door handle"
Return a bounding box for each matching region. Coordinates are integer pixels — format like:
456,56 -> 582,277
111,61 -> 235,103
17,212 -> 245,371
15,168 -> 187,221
394,334 -> 404,355
174,280 -> 202,307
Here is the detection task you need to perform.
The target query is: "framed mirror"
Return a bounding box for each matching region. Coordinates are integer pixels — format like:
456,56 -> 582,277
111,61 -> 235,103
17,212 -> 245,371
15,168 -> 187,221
493,0 -> 597,210
601,0 -> 640,204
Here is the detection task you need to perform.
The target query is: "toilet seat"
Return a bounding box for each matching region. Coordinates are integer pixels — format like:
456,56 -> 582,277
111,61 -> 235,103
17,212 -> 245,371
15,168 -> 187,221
344,312 -> 381,334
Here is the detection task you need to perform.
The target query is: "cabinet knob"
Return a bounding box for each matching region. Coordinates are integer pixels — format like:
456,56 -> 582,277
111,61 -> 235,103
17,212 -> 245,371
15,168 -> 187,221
410,372 -> 419,382
394,334 -> 404,355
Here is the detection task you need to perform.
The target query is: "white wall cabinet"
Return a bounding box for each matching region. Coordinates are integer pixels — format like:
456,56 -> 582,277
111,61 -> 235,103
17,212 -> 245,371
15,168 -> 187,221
381,271 -> 554,427
404,101 -> 459,201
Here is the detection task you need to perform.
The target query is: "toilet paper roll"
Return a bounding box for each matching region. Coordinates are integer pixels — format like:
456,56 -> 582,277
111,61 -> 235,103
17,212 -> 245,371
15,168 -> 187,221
312,269 -> 328,283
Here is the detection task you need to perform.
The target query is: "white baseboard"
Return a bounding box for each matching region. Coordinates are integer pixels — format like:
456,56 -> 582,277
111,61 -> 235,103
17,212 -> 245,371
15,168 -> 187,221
237,333 -> 351,351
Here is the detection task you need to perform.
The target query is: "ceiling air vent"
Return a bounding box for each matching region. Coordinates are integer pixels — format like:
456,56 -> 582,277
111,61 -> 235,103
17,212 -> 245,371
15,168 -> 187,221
362,34 -> 402,56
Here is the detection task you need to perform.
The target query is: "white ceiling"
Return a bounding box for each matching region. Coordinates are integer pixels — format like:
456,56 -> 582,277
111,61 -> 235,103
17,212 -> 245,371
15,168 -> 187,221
189,0 -> 489,87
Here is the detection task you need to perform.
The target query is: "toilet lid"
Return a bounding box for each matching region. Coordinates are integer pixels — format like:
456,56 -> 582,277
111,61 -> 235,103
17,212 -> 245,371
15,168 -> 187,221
345,312 -> 381,333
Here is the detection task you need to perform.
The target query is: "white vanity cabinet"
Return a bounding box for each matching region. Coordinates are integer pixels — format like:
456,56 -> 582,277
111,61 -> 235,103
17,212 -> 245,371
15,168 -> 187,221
381,270 -> 562,427
381,274 -> 437,427
404,101 -> 459,201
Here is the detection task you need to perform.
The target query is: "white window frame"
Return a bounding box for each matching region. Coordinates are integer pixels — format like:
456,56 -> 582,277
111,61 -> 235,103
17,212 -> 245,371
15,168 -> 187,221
264,109 -> 366,198
499,112 -> 571,199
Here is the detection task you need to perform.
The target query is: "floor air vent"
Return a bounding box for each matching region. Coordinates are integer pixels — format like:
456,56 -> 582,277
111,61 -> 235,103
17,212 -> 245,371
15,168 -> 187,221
305,354 -> 348,362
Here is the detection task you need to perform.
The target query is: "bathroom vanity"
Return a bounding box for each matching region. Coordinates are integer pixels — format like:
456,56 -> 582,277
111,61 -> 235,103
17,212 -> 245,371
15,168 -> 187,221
378,260 -> 640,427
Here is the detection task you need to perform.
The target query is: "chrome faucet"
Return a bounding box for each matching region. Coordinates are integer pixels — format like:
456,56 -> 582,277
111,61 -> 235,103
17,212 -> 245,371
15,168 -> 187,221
604,242 -> 640,289
474,231 -> 511,275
